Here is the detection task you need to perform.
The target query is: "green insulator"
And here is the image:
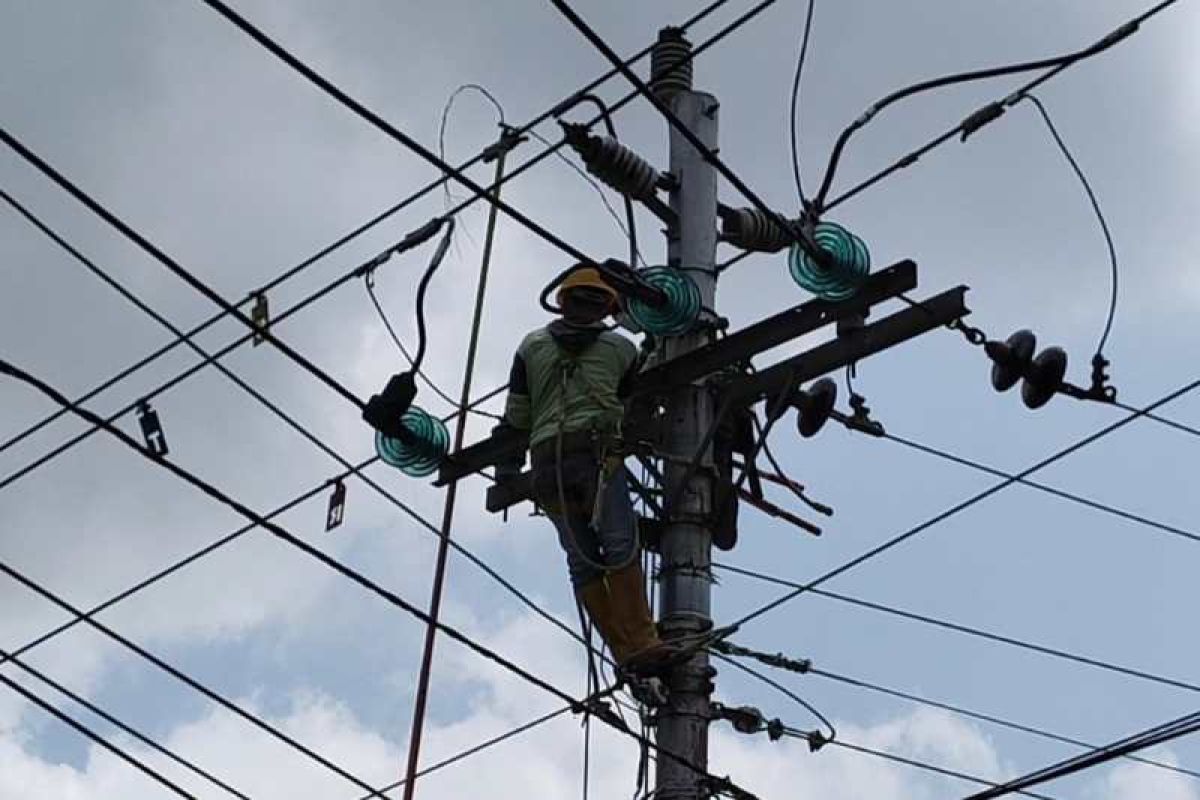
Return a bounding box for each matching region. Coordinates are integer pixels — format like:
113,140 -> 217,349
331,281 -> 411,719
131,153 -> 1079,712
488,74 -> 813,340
375,406 -> 449,477
788,221 -> 870,301
626,266 -> 701,337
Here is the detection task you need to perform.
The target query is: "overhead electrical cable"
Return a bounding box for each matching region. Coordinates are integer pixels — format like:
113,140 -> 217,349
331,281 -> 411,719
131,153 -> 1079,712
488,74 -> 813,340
729,372 -> 1200,629
810,665 -> 1200,783
1014,93 -> 1119,356
714,561 -> 1200,695
811,0 -> 1180,211
0,646 -> 252,799
0,357 -> 756,798
0,672 -> 197,799
962,708 -> 1200,800
788,0 -> 817,205
0,0 -> 774,491
0,193 -> 601,680
820,0 -> 1181,212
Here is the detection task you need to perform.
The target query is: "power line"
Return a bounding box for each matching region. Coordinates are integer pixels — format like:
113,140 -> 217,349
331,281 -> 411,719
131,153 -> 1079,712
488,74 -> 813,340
713,561 -> 1200,695
788,0 -> 817,206
0,670 -> 197,799
0,357 -> 754,798
0,191 -> 601,675
821,0 -> 1181,212
1013,93 -> 1119,356
962,707 -> 1200,800
812,0 -> 1180,211
729,372 -> 1200,629
880,430 -> 1200,547
809,664 -> 1200,783
0,1 -> 773,496
0,647 -> 251,798
0,126 -> 374,411
199,0 -> 592,264
0,0 -> 735,469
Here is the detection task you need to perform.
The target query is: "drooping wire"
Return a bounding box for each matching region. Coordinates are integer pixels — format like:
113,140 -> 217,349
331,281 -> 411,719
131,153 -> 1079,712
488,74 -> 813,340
0,357 -> 748,794
439,83 -> 506,212
811,0 -> 1181,211
788,0 -> 817,207
1015,92 -> 1119,356
820,0 -> 1181,212
713,651 -> 836,743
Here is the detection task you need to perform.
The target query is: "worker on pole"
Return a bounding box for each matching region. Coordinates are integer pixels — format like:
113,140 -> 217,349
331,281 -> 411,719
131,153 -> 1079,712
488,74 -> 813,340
498,264 -> 677,675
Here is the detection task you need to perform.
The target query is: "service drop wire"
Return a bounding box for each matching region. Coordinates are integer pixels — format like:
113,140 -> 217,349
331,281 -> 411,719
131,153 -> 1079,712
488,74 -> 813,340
825,0 -> 1180,212
0,359 -> 750,797
788,0 -> 817,206
1015,92 -> 1119,356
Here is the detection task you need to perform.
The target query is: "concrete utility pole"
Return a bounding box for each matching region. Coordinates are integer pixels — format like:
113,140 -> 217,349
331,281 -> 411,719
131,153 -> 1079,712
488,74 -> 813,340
655,79 -> 719,798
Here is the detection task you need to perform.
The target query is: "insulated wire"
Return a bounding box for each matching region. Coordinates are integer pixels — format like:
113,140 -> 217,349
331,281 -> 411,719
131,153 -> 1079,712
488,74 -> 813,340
0,646 -> 251,798
962,708 -> 1200,800
0,358 -> 748,795
788,0 -> 817,206
821,0 -> 1181,211
713,561 -> 1200,696
1015,93 -> 1119,356
729,371 -> 1200,629
713,652 -> 836,742
811,0 -> 1180,211
0,672 -> 197,799
809,665 -> 1200,783
0,0 -> 773,491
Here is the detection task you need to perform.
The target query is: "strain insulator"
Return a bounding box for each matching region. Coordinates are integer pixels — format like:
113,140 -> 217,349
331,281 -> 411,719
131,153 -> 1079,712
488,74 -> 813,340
561,123 -> 661,201
719,206 -> 793,253
650,27 -> 693,103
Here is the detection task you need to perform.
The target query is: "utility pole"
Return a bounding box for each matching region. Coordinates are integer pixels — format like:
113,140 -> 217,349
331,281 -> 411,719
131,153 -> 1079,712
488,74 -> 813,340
655,42 -> 719,799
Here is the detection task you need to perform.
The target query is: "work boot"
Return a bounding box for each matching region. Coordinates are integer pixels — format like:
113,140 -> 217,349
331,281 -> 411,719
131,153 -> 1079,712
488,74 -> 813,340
605,560 -> 681,676
579,576 -> 631,663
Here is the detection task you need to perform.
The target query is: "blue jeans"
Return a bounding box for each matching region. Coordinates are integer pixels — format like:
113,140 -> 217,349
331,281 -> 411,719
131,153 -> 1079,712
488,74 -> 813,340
547,465 -> 638,587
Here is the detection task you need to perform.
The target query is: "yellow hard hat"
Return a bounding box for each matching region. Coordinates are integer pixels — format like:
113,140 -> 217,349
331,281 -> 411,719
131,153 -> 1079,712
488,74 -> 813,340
556,265 -> 618,307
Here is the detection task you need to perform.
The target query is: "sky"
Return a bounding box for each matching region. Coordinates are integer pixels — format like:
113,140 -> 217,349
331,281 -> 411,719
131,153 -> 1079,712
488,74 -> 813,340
1,0 -> 1199,798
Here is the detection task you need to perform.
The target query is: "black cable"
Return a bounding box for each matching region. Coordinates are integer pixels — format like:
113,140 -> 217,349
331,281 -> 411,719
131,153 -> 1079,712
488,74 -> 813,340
0,2 -> 773,492
821,0 -> 1181,212
730,372 -> 1200,629
1112,400 -> 1200,440
881,430 -> 1200,547
714,561 -> 1200,696
0,647 -> 251,798
1016,93 -> 1119,355
0,357 -> 749,795
199,0 -> 591,264
788,0 -> 817,206
814,736 -> 1058,800
0,559 -> 390,797
810,665 -> 1200,783
0,672 -> 197,799
963,708 -> 1200,800
0,127 -> 369,411
811,0 -> 1179,211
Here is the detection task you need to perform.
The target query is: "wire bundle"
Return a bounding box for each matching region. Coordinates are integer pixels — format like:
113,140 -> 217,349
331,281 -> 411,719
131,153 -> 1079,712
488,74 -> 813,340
787,220 -> 869,300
